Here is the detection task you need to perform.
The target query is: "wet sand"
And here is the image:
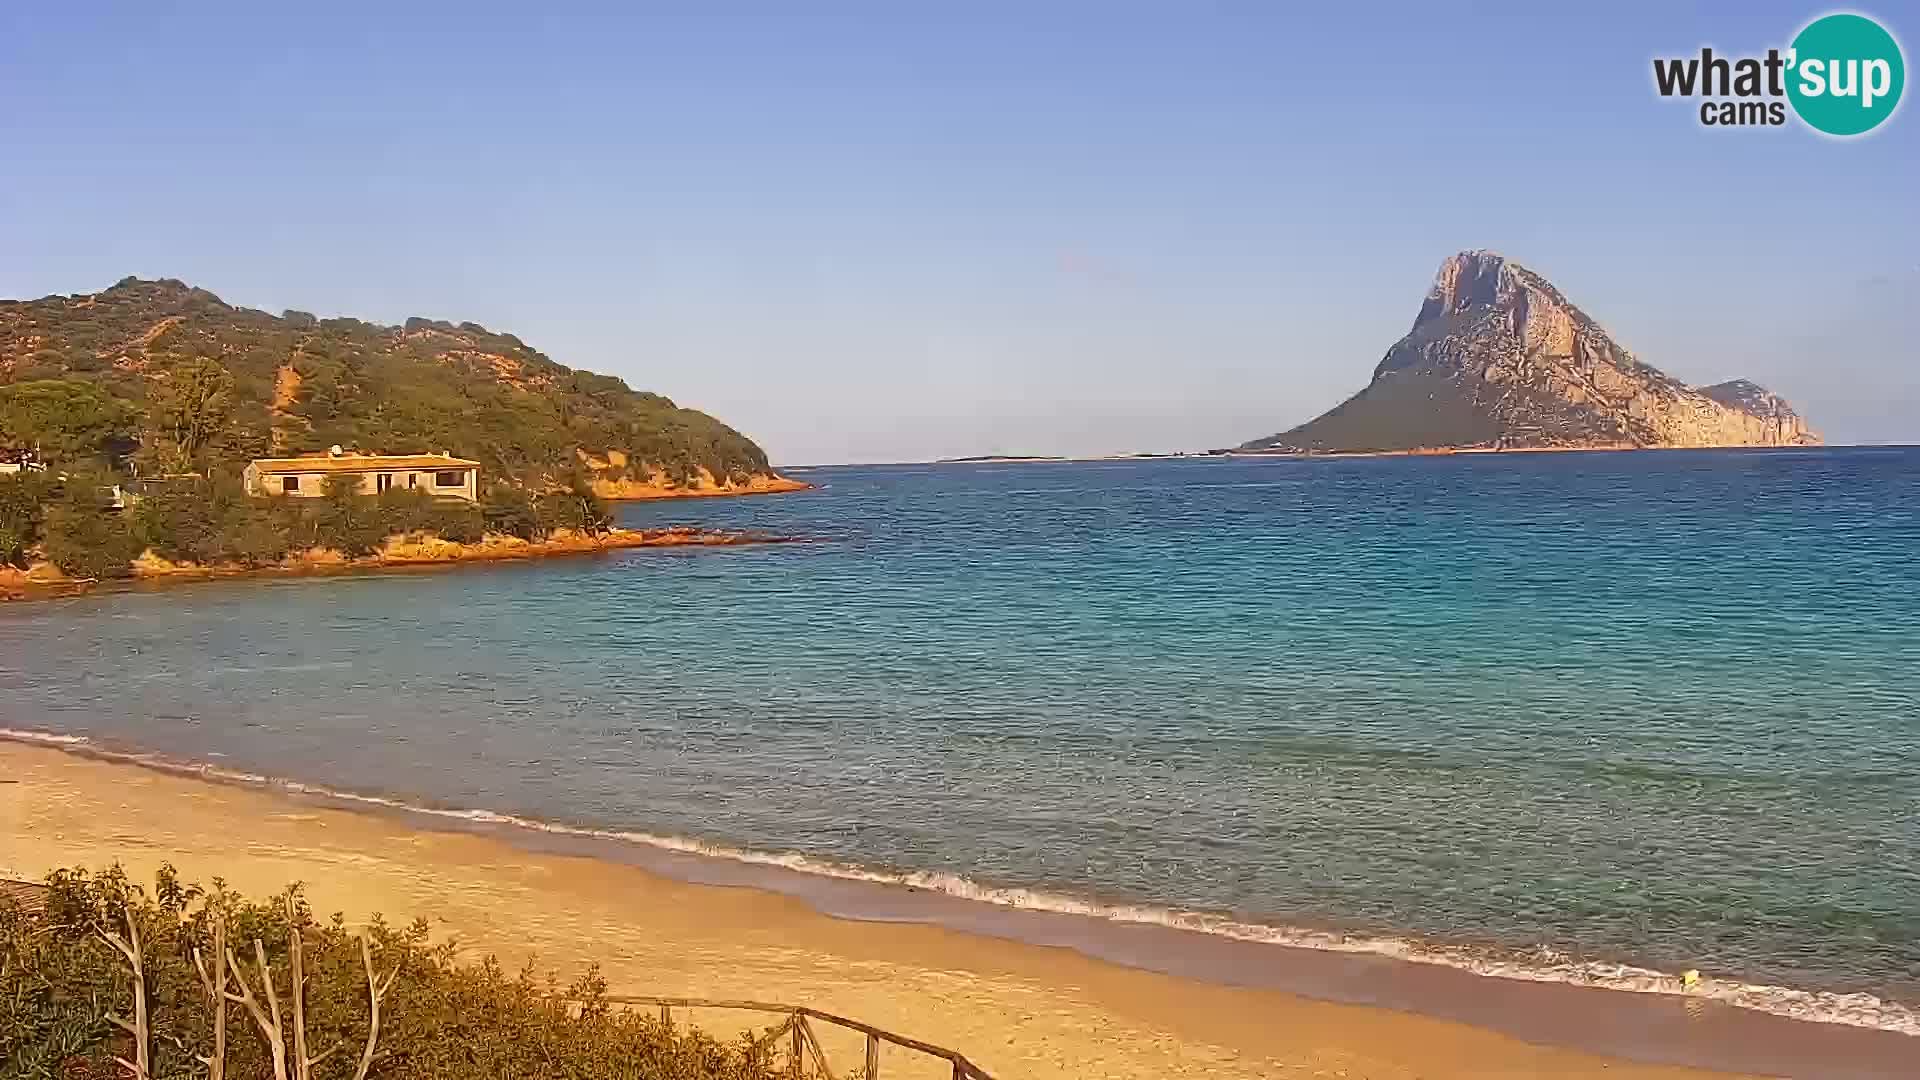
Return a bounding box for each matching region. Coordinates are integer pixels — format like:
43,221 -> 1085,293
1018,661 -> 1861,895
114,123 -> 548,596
1,741 -> 1898,1079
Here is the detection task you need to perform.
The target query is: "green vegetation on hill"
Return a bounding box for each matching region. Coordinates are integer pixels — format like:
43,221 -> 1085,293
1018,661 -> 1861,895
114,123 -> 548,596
0,277 -> 773,485
2,867 -> 782,1079
0,471 -> 612,579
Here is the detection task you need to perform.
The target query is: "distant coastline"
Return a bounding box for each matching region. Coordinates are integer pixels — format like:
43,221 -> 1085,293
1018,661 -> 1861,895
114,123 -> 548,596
930,452 -> 1198,465
1218,442 -> 1850,459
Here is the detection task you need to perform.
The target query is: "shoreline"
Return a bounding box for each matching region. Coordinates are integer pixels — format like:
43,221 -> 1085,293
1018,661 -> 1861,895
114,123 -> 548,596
597,475 -> 813,500
0,525 -> 803,602
4,734 -> 1913,1078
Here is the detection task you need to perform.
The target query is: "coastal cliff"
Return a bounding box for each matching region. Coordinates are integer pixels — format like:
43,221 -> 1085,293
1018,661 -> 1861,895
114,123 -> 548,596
1240,251 -> 1820,453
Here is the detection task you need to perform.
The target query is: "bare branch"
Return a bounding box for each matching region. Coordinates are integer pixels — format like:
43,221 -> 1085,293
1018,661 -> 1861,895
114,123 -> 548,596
95,907 -> 149,1079
288,896 -> 311,1080
226,941 -> 290,1080
351,935 -> 399,1080
256,939 -> 284,1046
194,907 -> 228,1080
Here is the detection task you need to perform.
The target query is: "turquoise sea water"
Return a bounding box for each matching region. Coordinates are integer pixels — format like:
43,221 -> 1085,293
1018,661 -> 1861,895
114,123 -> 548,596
4,449 -> 1917,1029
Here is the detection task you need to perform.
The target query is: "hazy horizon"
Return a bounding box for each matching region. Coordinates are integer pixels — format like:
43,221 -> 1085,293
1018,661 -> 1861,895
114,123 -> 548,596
5,5 -> 1914,464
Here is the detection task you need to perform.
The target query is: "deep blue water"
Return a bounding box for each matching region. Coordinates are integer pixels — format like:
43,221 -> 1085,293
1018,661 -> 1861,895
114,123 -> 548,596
4,449 -> 1918,1011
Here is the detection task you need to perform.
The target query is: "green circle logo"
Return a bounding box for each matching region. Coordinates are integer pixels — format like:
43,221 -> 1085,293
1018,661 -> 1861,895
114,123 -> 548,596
1787,13 -> 1905,136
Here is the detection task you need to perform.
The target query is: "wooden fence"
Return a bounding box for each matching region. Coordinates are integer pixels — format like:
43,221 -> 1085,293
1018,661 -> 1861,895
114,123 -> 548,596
602,995 -> 997,1080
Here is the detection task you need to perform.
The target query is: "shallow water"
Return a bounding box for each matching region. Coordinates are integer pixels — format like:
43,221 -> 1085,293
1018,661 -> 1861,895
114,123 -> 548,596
4,450 -> 1917,1027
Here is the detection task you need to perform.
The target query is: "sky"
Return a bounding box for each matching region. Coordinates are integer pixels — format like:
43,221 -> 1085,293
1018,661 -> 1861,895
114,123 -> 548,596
2,3 -> 1915,463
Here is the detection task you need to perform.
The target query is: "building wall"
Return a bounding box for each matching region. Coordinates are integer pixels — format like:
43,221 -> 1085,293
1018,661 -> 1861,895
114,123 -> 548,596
245,466 -> 478,501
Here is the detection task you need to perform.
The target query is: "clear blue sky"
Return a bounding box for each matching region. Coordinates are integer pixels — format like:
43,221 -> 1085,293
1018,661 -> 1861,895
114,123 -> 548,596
3,3 -> 1914,462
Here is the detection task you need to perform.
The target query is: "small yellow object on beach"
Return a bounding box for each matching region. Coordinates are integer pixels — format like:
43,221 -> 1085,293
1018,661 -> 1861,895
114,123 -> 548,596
1681,969 -> 1700,990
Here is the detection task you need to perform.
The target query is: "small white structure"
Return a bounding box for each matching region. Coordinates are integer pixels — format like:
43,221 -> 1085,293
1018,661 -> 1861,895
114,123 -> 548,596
243,447 -> 480,502
0,448 -> 46,476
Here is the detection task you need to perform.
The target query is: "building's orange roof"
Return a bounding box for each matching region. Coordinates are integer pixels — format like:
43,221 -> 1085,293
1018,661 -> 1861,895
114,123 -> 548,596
248,453 -> 480,474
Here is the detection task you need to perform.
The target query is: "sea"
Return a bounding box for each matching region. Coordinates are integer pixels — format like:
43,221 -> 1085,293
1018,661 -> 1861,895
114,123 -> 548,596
4,449 -> 1918,1052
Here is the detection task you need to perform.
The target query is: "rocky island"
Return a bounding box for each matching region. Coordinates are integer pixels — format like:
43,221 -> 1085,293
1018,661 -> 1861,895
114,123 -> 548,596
1238,251 -> 1819,454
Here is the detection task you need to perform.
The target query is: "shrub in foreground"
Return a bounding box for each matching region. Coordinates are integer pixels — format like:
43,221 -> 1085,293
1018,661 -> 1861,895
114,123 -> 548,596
0,867 -> 780,1080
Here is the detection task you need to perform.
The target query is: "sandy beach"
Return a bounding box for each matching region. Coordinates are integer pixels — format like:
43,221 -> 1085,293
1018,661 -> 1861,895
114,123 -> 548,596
0,742 -> 1760,1080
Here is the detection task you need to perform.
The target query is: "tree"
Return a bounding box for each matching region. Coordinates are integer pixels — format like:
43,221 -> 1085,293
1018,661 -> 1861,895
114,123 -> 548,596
40,475 -> 141,579
538,474 -> 613,536
0,379 -> 137,465
132,480 -> 225,564
480,482 -> 543,540
148,358 -> 234,468
0,472 -> 53,567
312,474 -> 387,557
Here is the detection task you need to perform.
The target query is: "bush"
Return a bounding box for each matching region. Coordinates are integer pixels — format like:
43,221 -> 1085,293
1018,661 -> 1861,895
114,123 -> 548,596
536,475 -> 614,536
40,477 -> 141,578
481,483 -> 544,541
375,487 -> 436,534
224,504 -> 296,567
428,499 -> 486,544
312,475 -> 390,558
2,868 -> 783,1080
132,480 -> 225,564
0,471 -> 53,567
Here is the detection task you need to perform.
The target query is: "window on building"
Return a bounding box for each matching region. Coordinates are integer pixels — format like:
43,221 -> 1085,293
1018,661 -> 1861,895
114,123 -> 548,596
376,473 -> 393,493
434,470 -> 463,487
282,475 -> 301,493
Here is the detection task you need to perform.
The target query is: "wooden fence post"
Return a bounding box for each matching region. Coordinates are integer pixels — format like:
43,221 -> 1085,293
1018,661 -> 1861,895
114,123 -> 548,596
865,1033 -> 879,1079
789,1014 -> 804,1079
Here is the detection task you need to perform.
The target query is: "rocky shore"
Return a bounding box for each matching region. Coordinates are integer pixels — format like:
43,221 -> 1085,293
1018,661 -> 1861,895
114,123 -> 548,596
0,525 -> 799,600
593,473 -> 812,500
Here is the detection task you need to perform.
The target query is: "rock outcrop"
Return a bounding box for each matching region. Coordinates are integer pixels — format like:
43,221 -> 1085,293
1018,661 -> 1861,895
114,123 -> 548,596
1240,251 -> 1819,453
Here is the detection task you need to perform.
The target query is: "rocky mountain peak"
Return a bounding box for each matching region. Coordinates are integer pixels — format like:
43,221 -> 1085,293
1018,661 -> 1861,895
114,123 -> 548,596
1238,252 -> 1820,454
1414,250 -> 1516,328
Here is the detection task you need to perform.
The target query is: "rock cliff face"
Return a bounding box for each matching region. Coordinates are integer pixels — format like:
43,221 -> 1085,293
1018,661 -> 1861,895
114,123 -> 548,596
1240,252 -> 1819,453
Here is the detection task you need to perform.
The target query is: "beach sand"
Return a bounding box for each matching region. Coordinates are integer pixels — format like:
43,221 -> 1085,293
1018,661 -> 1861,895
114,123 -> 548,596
0,742 -> 1754,1080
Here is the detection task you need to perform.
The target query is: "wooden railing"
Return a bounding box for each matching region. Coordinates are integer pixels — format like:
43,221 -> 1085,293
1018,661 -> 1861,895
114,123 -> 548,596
602,995 -> 997,1080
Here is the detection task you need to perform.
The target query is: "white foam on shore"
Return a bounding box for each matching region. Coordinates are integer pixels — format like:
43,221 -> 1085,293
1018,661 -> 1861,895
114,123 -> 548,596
6,725 -> 1916,1037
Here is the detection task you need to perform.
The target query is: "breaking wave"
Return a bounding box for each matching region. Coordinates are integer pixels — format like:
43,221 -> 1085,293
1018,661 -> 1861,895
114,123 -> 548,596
5,725 -> 1915,1037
